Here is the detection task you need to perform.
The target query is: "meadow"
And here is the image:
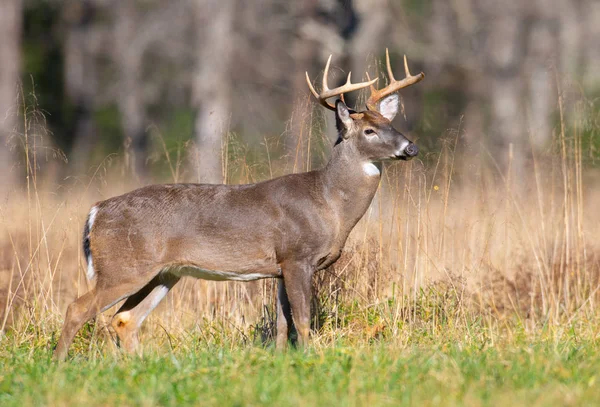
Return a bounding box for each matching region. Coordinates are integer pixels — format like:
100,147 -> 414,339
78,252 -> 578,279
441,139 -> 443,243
1,92 -> 599,406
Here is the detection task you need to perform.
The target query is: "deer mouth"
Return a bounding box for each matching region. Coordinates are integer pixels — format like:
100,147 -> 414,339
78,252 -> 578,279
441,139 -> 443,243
393,152 -> 416,161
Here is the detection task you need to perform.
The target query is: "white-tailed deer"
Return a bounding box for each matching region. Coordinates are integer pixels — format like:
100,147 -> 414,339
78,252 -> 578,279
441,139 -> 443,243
54,50 -> 424,360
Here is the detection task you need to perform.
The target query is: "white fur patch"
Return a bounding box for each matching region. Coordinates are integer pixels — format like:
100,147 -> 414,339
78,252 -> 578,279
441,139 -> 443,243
394,140 -> 411,158
137,285 -> 170,326
86,206 -> 98,281
86,259 -> 95,281
168,266 -> 272,282
362,162 -> 381,177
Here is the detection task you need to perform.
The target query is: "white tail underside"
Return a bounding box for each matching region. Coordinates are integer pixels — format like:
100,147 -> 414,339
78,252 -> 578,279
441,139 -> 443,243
86,206 -> 98,281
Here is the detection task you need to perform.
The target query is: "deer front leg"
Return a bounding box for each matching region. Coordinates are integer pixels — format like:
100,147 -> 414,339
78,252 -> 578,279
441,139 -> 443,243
280,262 -> 313,347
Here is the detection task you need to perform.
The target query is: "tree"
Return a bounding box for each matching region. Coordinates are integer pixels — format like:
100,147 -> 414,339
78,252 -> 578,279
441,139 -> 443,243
114,1 -> 148,180
0,0 -> 22,194
64,0 -> 99,175
192,0 -> 234,184
425,0 -> 563,175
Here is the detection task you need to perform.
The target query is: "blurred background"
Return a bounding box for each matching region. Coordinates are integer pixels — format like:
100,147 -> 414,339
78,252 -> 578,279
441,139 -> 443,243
1,0 -> 599,191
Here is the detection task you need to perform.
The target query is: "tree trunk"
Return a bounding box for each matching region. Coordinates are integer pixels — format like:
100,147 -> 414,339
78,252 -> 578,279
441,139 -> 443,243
64,0 -> 98,175
0,0 -> 22,195
114,1 -> 147,181
351,0 -> 389,85
192,0 -> 233,184
484,3 -> 528,175
288,0 -> 319,172
526,3 -> 557,151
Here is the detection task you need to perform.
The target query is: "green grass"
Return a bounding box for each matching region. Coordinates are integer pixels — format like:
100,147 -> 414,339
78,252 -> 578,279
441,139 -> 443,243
1,333 -> 599,406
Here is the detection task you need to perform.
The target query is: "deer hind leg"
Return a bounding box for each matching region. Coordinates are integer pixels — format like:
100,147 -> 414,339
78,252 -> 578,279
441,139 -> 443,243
54,280 -> 147,361
111,272 -> 180,355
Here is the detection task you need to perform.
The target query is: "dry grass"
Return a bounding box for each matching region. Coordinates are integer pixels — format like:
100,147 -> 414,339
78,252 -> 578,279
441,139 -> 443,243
1,88 -> 600,356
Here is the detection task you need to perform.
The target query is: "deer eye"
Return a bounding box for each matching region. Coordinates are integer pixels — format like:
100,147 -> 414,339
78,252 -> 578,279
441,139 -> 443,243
364,129 -> 376,136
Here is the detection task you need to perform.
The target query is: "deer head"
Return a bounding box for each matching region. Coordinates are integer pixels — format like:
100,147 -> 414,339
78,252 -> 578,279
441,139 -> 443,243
306,49 -> 424,162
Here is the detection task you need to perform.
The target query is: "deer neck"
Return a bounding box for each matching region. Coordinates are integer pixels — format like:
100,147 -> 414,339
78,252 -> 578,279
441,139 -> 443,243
320,141 -> 382,231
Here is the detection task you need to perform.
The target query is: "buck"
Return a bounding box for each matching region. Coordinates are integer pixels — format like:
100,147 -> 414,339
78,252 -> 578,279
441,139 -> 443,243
54,50 -> 424,360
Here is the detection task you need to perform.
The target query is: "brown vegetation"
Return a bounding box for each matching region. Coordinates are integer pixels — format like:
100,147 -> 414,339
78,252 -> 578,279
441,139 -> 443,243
1,87 -> 598,353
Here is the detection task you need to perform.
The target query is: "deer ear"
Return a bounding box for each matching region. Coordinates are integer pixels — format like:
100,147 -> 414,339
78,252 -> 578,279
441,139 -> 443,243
379,94 -> 399,121
335,100 -> 353,138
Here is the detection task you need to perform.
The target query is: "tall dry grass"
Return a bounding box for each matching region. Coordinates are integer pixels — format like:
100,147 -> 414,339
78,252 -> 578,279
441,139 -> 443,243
1,87 -> 599,355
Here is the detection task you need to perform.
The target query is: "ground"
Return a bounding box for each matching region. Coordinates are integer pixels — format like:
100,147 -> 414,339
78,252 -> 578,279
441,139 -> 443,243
1,324 -> 599,406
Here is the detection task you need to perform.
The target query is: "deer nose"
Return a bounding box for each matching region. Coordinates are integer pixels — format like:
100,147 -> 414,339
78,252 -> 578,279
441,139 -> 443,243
405,143 -> 419,157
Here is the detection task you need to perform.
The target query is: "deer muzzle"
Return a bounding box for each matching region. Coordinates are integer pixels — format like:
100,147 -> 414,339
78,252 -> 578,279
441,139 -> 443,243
404,143 -> 419,157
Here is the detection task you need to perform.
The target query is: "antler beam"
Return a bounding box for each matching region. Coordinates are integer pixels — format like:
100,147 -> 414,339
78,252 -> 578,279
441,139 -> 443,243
306,55 -> 378,111
366,49 -> 425,111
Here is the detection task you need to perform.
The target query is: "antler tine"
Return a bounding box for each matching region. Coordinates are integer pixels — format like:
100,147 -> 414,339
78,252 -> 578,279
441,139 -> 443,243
403,54 -> 411,77
366,49 -> 425,111
322,54 -> 332,92
306,72 -> 320,100
385,48 -> 396,83
365,72 -> 379,94
306,55 -> 378,111
340,72 -> 352,104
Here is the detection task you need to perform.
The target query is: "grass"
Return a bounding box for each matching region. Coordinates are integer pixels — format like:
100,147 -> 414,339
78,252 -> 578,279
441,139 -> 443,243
1,86 -> 600,405
2,330 -> 599,406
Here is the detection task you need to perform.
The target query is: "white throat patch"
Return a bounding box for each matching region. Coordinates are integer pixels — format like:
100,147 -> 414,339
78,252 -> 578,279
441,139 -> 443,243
362,162 -> 381,177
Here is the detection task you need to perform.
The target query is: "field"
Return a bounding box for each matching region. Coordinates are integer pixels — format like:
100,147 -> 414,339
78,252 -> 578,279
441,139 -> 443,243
1,94 -> 600,406
2,336 -> 600,406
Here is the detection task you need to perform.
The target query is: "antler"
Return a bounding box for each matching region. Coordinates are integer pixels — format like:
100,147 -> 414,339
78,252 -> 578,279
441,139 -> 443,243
366,49 -> 425,111
306,55 -> 378,111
